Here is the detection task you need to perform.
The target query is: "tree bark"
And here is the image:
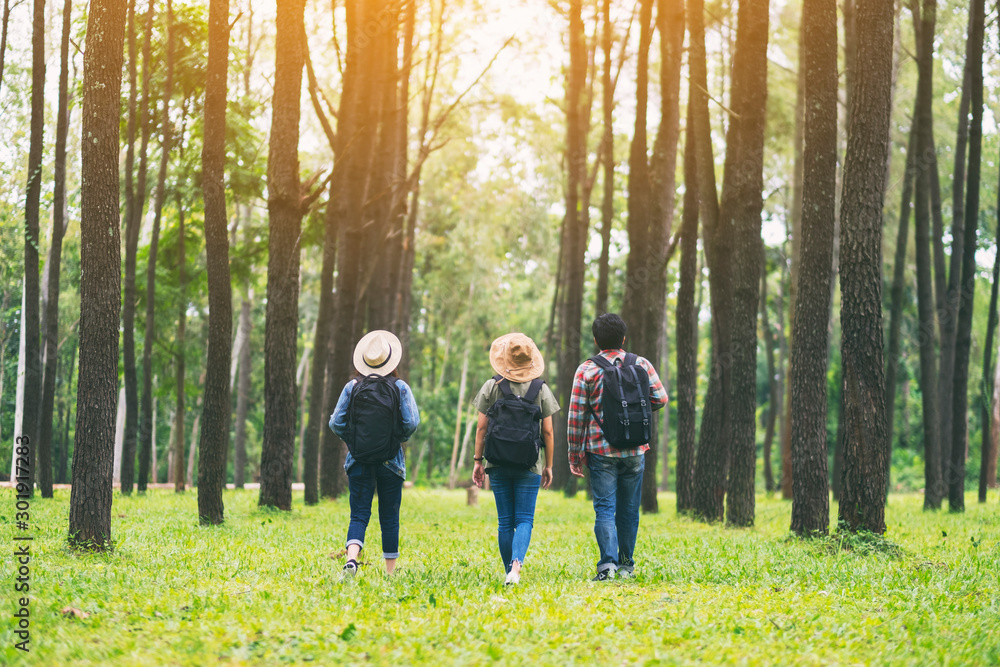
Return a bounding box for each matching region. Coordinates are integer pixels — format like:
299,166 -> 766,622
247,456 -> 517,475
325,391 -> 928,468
690,0 -> 730,523
595,0 -> 614,317
138,0 -> 171,493
910,0 -> 943,509
988,324 -> 1000,494
38,0 -> 73,498
884,127 -> 915,492
939,20 -> 972,497
128,0 -> 158,493
0,0 -> 10,96
553,0 -> 591,494
981,203 -> 1000,502
69,0 -> 127,550
259,0 -> 307,511
21,0 -> 45,495
233,286 -> 252,487
675,100 -> 698,512
760,263 -> 777,493
949,0 -> 985,513
781,23 -> 807,502
58,341 -> 75,484
197,0 -> 232,525
722,0 -> 769,529
836,0 -> 894,534
321,0 -> 381,499
120,0 -> 141,497
789,0 -> 837,536
173,202 -> 187,494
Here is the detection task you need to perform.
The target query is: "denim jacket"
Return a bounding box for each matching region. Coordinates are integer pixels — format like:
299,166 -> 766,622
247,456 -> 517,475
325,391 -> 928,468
329,377 -> 420,480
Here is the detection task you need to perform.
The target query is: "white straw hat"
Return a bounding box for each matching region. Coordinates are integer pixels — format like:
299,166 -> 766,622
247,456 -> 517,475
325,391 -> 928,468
353,330 -> 403,377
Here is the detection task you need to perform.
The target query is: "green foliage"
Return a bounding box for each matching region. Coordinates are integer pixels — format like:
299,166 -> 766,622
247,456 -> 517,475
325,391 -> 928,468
2,489 -> 999,664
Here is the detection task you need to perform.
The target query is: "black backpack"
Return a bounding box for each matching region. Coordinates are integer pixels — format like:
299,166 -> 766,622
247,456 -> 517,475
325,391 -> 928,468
344,375 -> 404,464
484,375 -> 544,469
588,353 -> 652,448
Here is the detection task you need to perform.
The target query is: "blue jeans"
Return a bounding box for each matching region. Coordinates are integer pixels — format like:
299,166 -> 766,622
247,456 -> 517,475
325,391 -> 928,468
488,467 -> 541,573
346,463 -> 404,558
588,453 -> 644,573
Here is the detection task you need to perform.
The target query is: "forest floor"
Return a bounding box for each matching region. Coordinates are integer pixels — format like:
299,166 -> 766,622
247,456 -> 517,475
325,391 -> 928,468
2,486 -> 999,665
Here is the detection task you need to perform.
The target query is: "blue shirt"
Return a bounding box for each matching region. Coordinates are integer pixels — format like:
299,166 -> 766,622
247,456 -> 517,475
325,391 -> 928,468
329,377 -> 420,479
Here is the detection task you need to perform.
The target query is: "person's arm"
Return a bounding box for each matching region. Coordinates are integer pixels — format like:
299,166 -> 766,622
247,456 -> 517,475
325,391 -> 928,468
397,380 -> 421,439
472,412 -> 489,488
644,359 -> 669,410
540,416 -> 554,488
567,366 -> 588,477
328,381 -> 355,439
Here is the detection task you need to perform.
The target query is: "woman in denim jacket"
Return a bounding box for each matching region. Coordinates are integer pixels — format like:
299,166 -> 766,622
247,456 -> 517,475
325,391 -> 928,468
330,330 -> 420,576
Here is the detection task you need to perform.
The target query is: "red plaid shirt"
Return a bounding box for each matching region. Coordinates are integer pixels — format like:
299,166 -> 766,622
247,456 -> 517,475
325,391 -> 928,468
567,349 -> 668,468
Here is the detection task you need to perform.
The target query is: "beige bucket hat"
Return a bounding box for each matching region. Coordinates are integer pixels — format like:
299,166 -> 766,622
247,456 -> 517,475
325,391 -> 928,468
489,333 -> 544,383
353,330 -> 403,376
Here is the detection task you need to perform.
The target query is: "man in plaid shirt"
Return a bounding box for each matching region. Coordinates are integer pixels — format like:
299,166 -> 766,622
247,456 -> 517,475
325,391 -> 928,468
568,313 -> 668,580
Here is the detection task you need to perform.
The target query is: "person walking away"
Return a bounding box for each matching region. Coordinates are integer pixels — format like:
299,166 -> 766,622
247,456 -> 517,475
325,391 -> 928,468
330,330 -> 420,577
472,333 -> 559,585
568,313 -> 667,580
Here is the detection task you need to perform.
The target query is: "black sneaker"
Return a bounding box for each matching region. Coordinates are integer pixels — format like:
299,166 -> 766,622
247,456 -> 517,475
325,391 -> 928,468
591,569 -> 615,582
342,559 -> 358,578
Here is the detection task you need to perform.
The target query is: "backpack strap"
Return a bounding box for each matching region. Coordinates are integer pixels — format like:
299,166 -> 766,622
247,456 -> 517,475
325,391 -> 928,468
589,355 -> 613,370
523,378 -> 544,403
623,352 -> 638,367
494,374 -> 514,398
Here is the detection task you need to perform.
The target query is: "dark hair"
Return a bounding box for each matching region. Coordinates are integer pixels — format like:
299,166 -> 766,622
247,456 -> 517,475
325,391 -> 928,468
592,313 -> 627,351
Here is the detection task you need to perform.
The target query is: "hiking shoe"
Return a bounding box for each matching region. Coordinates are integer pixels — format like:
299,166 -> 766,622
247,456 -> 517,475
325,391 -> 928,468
617,565 -> 635,579
504,570 -> 520,586
342,560 -> 359,579
591,569 -> 615,582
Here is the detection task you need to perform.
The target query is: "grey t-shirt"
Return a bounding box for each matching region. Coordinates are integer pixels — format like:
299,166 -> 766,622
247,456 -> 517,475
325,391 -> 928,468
473,377 -> 561,475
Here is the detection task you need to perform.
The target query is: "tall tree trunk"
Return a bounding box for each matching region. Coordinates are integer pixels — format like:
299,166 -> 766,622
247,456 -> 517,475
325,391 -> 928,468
303,291 -> 330,503
884,127 -> 916,491
788,0 -> 837,536
197,0 -> 232,525
722,0 -> 769,529
781,24 -> 807,502
948,0 -> 984,513
173,203 -> 187,494
58,341 -> 75,484
259,0 -> 307,511
641,0 -> 683,512
553,0 -> 590,494
836,0 -> 894,534
690,0 -> 731,523
38,0 -> 73,499
940,21 -> 972,498
448,344 -> 470,489
296,349 -> 309,484
760,264 -> 777,493
21,0 -> 45,494
910,0 -> 943,509
0,0 -> 10,95
69,0 -> 127,550
595,0 -> 614,317
948,0 -> 986,512
120,0 -> 141,496
127,0 -> 158,493
988,326 -> 1000,494
233,295 -> 251,489
321,0 -> 381,499
138,0 -> 171,493
981,205 -> 1000,502
675,100 -> 698,512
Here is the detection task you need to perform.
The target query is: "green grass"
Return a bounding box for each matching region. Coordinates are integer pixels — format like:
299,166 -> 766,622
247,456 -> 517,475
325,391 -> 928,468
2,487 -> 999,665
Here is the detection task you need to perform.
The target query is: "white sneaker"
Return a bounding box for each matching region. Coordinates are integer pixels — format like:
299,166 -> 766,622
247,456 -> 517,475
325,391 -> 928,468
504,569 -> 520,586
